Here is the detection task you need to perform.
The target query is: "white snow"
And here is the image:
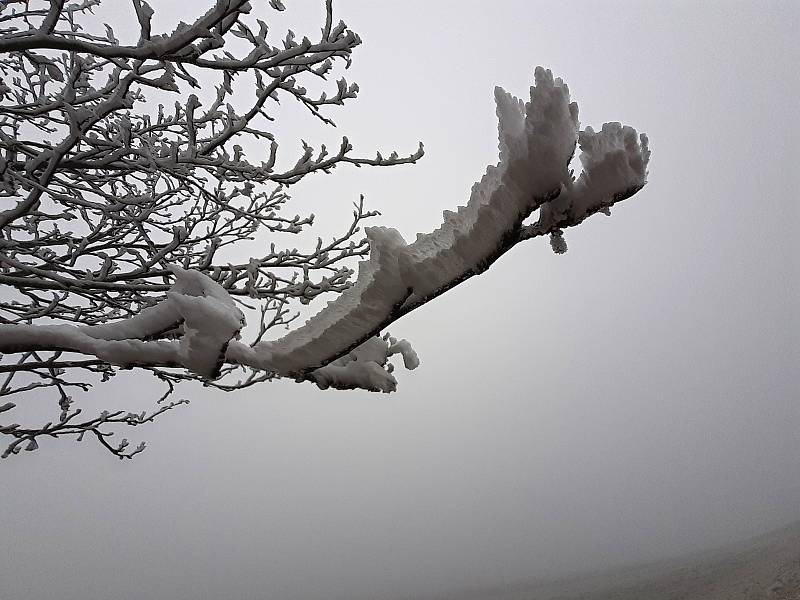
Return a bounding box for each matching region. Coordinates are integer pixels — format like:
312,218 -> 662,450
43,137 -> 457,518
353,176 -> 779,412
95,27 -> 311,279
387,338 -> 419,370
312,359 -> 398,393
0,67 -> 649,393
245,226 -> 410,375
0,267 -> 244,378
239,67 -> 584,391
568,123 -> 650,222
535,122 -> 650,233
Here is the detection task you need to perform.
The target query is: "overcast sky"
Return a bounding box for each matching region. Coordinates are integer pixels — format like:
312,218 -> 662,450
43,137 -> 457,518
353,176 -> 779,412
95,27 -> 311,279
2,2 -> 798,600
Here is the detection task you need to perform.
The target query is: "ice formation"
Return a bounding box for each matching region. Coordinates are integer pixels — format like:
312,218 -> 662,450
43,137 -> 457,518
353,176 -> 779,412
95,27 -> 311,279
226,68 -> 584,386
230,66 -> 649,392
534,122 -> 650,234
1,267 -> 244,378
0,68 -> 649,393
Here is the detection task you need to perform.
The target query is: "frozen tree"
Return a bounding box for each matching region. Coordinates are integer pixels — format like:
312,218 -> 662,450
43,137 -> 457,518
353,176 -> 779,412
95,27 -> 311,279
0,1 -> 649,459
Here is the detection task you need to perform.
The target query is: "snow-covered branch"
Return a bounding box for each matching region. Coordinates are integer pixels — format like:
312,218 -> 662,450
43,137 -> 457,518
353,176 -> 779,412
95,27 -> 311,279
0,0 -> 649,459
2,67 -> 648,398
229,68 -> 649,389
0,266 -> 244,377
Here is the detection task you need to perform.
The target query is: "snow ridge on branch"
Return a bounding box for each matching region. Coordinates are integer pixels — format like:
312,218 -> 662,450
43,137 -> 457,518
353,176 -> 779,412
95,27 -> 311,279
0,67 -> 649,395
226,67 -> 649,392
0,42 -> 649,457
2,267 -> 244,378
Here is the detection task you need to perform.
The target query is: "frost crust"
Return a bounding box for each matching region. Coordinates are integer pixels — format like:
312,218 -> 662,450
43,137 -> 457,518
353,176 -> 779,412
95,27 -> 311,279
0,67 -> 650,394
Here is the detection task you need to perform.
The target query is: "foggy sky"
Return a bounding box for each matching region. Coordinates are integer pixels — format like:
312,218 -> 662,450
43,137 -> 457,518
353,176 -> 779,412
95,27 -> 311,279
2,1 -> 798,600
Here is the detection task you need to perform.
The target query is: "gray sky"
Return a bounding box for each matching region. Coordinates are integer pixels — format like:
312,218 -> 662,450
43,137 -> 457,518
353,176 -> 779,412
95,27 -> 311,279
2,2 -> 798,600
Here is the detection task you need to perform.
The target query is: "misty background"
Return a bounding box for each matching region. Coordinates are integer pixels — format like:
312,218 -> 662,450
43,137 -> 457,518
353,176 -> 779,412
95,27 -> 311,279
2,1 -> 798,599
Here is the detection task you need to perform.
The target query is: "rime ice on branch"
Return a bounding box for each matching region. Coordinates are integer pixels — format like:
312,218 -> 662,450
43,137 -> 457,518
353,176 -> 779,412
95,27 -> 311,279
0,0 -> 648,458
227,68 -> 649,391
